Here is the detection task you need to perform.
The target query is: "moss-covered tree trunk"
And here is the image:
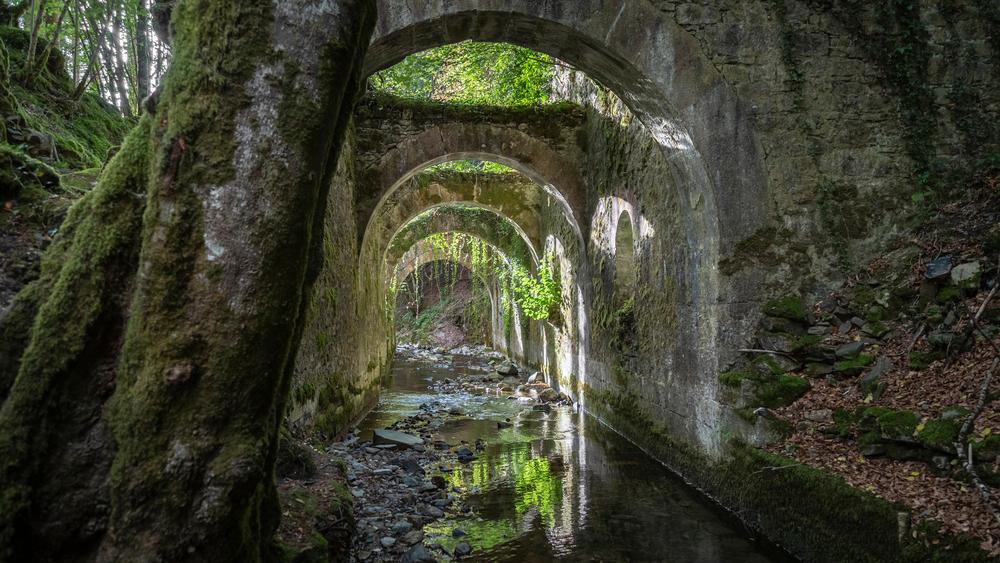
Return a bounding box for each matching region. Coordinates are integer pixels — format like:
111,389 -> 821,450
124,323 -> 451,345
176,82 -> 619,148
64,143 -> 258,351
0,0 -> 375,560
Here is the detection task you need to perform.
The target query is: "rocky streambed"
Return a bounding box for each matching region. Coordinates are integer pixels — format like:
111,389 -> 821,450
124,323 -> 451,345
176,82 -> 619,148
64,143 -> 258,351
282,345 -> 788,562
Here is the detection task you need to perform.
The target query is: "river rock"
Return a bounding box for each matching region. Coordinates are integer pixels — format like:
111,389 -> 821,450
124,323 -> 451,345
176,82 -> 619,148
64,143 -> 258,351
391,520 -> 413,534
421,504 -> 444,518
538,388 -> 559,403
454,542 -> 472,558
496,361 -> 518,376
455,446 -> 475,463
380,536 -> 396,548
402,544 -> 437,563
373,429 -> 424,449
402,530 -> 425,545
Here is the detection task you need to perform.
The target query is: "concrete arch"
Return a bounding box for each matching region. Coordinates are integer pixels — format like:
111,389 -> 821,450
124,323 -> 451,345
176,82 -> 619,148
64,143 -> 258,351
367,1 -> 770,249
384,204 -> 538,283
391,235 -> 528,355
366,170 -> 549,263
354,100 -> 588,245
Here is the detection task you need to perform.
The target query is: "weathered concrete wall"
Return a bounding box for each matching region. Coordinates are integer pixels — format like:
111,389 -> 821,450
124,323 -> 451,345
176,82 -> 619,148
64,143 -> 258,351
290,130 -> 389,436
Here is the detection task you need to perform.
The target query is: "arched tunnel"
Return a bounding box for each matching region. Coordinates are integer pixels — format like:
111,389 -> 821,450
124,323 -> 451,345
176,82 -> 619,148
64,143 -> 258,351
2,0 -> 999,561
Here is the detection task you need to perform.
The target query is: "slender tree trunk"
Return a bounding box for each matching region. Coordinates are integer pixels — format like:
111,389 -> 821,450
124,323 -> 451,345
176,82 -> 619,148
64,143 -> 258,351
25,0 -> 47,64
111,8 -> 131,116
70,1 -> 79,83
29,0 -> 71,81
135,0 -> 150,102
0,0 -> 376,560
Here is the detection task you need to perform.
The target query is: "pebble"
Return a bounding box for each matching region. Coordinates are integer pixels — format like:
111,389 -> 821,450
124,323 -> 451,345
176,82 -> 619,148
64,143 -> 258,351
380,536 -> 396,548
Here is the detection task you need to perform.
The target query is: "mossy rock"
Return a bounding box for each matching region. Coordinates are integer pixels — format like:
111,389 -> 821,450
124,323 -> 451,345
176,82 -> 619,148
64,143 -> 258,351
0,144 -> 60,200
756,374 -> 811,409
763,295 -> 809,322
877,410 -> 919,440
276,430 -> 318,480
719,370 -> 810,409
908,350 -> 943,370
858,407 -> 892,431
935,286 -> 963,303
834,354 -> 874,376
720,370 -> 753,388
917,418 -> 960,449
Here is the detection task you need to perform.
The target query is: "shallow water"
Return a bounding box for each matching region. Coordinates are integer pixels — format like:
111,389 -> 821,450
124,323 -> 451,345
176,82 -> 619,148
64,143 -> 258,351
360,353 -> 790,562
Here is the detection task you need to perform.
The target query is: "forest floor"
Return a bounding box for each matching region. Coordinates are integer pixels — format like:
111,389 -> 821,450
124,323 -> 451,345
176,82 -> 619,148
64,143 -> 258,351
764,177 -> 1000,555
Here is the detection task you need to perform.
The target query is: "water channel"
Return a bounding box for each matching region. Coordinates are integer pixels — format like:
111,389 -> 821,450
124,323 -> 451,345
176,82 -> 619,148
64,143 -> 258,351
360,350 -> 791,562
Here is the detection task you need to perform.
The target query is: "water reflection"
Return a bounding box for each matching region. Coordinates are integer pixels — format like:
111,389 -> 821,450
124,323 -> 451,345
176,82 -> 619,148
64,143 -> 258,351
361,355 -> 787,562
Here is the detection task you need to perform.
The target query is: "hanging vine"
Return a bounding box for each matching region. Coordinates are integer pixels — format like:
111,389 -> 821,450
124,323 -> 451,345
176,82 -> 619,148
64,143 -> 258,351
391,232 -> 561,323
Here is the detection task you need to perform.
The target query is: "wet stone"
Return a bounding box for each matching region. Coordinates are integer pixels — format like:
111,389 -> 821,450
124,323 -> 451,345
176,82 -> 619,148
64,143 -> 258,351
454,542 -> 473,558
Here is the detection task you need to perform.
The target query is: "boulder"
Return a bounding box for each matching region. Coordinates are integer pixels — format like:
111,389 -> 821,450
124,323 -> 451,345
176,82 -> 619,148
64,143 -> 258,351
373,429 -> 424,449
835,341 -> 865,358
496,361 -> 519,376
454,542 -> 472,558
951,261 -> 981,289
455,446 -> 475,463
537,388 -> 559,403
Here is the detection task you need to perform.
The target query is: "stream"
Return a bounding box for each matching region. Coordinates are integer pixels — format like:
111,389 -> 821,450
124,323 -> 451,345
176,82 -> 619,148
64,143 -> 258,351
352,348 -> 791,562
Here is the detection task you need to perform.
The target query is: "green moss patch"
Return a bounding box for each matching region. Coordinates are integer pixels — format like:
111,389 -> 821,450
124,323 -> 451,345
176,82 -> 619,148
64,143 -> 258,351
908,350 -> 943,370
763,295 -> 809,322
834,353 -> 874,375
917,418 -> 960,449
877,410 -> 919,440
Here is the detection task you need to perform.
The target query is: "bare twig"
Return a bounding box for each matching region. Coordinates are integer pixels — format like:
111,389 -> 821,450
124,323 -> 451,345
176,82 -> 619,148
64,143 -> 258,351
953,265 -> 1000,526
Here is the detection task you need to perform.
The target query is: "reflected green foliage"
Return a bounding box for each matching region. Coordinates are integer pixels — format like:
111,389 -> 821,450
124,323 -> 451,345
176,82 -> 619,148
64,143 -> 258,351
443,440 -> 563,543
371,41 -> 555,106
513,456 -> 561,527
425,517 -> 518,553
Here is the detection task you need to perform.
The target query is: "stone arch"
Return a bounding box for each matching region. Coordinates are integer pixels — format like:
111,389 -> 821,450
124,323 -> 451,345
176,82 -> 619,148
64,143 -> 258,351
391,234 -> 528,355
354,101 -> 588,246
367,1 -> 769,246
384,204 -> 538,282
366,170 -> 549,263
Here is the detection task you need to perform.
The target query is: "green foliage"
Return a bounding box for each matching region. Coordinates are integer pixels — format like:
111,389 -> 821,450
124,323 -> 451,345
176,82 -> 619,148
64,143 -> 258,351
510,252 -> 560,321
371,41 -> 555,107
395,230 -> 561,323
